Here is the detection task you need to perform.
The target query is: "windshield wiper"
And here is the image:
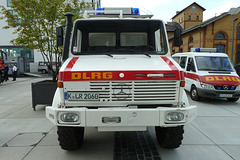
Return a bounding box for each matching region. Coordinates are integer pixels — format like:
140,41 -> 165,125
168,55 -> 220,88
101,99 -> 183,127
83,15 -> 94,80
106,53 -> 113,58
144,53 -> 151,58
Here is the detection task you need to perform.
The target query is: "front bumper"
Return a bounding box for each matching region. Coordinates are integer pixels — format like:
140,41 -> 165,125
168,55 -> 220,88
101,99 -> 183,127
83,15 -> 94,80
197,88 -> 240,99
46,105 -> 197,131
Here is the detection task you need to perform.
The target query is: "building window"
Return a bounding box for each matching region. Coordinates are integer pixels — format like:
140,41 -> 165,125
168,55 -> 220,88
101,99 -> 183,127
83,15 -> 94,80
188,16 -> 191,20
214,44 -> 225,53
7,0 -> 12,7
196,16 -> 199,20
192,6 -> 196,13
238,26 -> 240,39
215,32 -> 226,39
189,37 -> 193,43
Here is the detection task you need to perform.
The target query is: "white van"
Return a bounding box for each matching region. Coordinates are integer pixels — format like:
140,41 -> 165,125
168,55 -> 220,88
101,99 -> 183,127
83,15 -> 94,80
172,48 -> 240,102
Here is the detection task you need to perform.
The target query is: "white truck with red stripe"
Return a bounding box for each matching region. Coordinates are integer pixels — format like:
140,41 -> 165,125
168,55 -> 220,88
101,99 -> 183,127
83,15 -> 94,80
46,11 -> 197,150
172,48 -> 240,101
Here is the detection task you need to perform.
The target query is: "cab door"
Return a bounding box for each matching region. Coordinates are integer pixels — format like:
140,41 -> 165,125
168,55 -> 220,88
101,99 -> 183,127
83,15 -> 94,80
185,57 -> 197,91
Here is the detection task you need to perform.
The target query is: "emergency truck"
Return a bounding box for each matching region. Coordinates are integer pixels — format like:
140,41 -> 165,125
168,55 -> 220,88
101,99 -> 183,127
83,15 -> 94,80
0,49 -> 7,83
46,10 -> 197,151
172,48 -> 240,102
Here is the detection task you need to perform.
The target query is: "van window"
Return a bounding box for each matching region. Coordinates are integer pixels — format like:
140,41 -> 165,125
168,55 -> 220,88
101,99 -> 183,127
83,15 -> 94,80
179,57 -> 187,69
187,57 -> 196,72
195,56 -> 233,71
172,57 -> 180,63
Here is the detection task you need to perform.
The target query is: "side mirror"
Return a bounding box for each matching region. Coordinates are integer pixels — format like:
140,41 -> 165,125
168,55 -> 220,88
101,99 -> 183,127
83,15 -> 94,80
56,26 -> 64,47
173,28 -> 182,47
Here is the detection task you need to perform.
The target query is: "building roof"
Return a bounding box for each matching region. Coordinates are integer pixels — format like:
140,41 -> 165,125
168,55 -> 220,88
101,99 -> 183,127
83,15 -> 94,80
171,2 -> 206,20
169,7 -> 240,40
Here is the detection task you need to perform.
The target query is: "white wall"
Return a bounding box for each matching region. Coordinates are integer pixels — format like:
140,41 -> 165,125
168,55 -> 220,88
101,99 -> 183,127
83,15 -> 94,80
0,1 -> 17,46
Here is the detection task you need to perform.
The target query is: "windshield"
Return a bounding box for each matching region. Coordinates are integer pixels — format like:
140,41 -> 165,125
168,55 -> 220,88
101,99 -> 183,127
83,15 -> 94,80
195,56 -> 234,72
72,19 -> 168,55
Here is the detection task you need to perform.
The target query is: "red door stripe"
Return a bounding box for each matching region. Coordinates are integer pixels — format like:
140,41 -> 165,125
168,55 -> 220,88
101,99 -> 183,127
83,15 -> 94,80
64,57 -> 79,71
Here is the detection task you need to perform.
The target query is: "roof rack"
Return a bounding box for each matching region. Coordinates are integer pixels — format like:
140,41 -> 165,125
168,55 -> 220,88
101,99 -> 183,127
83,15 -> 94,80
83,10 -> 153,19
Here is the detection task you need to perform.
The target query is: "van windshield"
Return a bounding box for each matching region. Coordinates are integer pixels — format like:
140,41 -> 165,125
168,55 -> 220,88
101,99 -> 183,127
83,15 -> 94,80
195,56 -> 234,72
72,19 -> 168,55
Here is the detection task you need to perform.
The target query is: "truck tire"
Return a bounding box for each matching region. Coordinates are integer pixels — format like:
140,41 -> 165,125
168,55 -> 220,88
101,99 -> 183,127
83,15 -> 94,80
57,126 -> 84,151
227,98 -> 239,102
155,126 -> 184,149
190,86 -> 199,101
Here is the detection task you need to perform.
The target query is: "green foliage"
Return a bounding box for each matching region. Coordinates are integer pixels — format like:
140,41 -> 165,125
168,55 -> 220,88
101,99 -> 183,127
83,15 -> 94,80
0,0 -> 92,81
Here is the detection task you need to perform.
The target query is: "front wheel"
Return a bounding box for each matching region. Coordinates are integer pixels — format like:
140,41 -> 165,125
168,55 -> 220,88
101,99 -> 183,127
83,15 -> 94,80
57,126 -> 84,151
190,86 -> 199,101
155,126 -> 184,149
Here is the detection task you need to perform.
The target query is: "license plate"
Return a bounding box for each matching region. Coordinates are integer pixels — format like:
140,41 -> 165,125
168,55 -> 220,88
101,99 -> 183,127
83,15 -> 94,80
219,94 -> 232,98
66,92 -> 99,101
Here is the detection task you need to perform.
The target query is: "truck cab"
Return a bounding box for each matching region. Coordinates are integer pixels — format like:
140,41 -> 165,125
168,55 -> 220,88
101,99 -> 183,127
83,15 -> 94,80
0,50 -> 7,83
46,10 -> 197,150
172,48 -> 240,101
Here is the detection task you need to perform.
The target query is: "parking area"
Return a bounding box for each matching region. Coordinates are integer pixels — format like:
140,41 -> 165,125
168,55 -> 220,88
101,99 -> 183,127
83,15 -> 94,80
0,77 -> 240,160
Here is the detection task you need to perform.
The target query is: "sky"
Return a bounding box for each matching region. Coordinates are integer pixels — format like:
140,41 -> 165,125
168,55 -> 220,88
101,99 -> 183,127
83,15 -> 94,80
101,0 -> 240,22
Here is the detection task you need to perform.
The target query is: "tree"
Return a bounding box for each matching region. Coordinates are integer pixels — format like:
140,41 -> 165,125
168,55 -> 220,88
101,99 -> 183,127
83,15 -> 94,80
0,0 -> 92,81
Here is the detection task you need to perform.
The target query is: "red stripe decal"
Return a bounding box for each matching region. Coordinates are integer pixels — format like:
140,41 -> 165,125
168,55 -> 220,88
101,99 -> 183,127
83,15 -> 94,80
60,70 -> 181,81
161,56 -> 178,70
64,57 -> 79,71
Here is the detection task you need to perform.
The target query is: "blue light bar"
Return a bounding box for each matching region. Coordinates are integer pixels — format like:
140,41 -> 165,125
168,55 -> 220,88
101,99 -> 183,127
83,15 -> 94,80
192,48 -> 219,53
96,8 -> 103,15
194,48 -> 200,52
132,8 -> 140,15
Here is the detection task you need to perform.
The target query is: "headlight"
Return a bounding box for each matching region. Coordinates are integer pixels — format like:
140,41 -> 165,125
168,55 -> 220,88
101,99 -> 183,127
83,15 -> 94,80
200,82 -> 215,89
236,85 -> 240,90
166,112 -> 184,121
58,112 -> 80,124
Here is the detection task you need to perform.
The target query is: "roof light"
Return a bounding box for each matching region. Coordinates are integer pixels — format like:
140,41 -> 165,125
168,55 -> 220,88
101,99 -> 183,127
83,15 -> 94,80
96,8 -> 103,15
191,48 -> 219,53
132,8 -> 140,15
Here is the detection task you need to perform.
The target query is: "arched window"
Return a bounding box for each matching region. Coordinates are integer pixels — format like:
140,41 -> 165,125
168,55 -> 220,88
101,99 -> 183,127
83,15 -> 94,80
196,16 -> 199,20
215,32 -> 226,39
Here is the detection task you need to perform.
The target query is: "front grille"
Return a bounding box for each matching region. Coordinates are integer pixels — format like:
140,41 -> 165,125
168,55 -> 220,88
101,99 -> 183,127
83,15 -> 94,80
214,86 -> 236,90
89,81 -> 178,102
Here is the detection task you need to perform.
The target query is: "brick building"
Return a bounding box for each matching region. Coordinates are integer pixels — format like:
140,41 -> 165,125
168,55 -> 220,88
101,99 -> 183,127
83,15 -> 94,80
167,2 -> 240,65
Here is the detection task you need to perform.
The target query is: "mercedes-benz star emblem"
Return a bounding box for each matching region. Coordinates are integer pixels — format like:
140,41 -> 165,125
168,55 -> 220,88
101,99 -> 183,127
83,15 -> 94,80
223,85 -> 229,90
113,83 -> 131,100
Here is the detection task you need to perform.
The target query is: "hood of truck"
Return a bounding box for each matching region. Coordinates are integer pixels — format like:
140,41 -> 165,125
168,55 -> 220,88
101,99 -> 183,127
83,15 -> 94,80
58,55 -> 184,81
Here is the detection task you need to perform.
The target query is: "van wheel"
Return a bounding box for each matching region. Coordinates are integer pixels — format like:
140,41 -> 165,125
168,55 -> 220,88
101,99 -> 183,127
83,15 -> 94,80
57,126 -> 84,151
42,69 -> 47,74
227,98 -> 239,102
190,86 -> 199,101
155,126 -> 184,149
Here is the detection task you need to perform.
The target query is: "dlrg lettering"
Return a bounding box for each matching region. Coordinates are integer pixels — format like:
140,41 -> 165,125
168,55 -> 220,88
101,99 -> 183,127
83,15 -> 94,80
71,72 -> 113,80
205,76 -> 240,81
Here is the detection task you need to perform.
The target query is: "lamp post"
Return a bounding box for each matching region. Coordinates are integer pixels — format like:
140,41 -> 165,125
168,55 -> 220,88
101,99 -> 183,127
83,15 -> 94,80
231,17 -> 238,62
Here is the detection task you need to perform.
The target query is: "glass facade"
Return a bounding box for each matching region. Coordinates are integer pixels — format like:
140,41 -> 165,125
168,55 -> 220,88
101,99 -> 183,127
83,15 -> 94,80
0,47 -> 34,62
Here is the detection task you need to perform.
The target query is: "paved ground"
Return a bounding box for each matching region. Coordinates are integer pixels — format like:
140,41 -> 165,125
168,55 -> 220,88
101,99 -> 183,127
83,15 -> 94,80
0,77 -> 240,160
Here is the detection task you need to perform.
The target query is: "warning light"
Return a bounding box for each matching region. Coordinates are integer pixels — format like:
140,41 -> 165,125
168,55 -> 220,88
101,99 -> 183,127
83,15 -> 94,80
132,8 -> 140,15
